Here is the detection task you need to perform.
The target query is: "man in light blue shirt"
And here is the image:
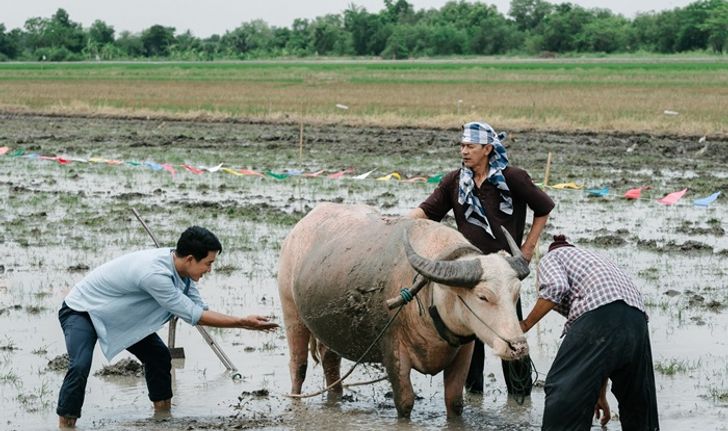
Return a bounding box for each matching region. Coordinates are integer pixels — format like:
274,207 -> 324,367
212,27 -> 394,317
57,226 -> 278,428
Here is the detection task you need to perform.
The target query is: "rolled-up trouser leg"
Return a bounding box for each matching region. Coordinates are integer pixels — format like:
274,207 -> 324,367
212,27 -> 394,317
57,302 -> 98,418
127,333 -> 173,402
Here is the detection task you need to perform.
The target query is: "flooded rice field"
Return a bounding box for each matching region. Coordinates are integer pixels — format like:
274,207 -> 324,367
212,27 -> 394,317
1,114 -> 727,430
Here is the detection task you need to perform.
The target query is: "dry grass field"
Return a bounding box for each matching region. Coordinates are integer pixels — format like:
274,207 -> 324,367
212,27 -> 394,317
0,59 -> 726,137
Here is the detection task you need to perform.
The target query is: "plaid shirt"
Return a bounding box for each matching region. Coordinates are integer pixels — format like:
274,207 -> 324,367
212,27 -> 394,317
537,246 -> 646,336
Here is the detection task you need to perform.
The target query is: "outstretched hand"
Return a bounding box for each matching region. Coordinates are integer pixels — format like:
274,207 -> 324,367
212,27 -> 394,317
243,315 -> 279,331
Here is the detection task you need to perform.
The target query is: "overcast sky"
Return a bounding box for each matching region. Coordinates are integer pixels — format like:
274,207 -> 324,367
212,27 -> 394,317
0,0 -> 697,37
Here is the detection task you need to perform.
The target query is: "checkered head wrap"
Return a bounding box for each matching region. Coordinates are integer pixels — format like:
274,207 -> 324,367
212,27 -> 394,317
458,121 -> 512,239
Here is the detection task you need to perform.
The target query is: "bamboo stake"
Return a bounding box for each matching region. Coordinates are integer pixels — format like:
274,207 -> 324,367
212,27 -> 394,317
298,107 -> 305,164
543,152 -> 552,187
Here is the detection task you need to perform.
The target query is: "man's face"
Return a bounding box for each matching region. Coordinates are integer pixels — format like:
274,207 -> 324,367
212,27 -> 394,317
184,250 -> 218,282
460,143 -> 492,169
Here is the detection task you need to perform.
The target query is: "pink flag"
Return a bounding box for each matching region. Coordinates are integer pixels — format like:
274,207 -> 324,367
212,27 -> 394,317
657,188 -> 687,205
56,156 -> 71,165
0,146 -> 9,155
328,168 -> 353,179
239,169 -> 264,176
183,164 -> 204,175
624,187 -> 643,199
328,170 -> 346,179
162,164 -> 176,176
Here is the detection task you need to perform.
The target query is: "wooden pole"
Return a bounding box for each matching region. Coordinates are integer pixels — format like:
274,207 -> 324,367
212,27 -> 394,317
543,152 -> 552,187
298,116 -> 304,163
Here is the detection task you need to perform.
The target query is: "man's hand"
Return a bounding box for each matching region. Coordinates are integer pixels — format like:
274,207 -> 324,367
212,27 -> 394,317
241,315 -> 279,331
594,379 -> 611,426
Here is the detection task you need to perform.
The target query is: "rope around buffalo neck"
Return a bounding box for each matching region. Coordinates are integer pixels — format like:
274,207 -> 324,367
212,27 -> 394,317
457,295 -> 539,405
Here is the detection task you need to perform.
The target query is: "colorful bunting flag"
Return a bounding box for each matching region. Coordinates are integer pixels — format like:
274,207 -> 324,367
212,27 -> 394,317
144,161 -> 163,171
550,182 -> 584,190
222,167 -> 245,176
0,145 -> 720,215
183,164 -> 204,175
266,170 -> 289,180
657,188 -> 687,205
353,169 -> 376,180
202,163 -> 223,173
303,169 -> 325,177
377,172 -> 401,181
586,187 -> 609,197
239,169 -> 264,177
161,164 -> 176,176
693,191 -> 720,207
427,174 -> 443,183
624,187 -> 644,200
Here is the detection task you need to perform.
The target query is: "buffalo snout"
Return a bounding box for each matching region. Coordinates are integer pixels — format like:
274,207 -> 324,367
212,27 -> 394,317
507,336 -> 529,359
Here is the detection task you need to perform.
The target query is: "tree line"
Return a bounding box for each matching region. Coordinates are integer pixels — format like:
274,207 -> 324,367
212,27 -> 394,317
0,0 -> 726,61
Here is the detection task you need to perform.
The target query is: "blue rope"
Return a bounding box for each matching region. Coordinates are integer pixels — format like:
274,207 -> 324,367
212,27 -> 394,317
400,288 -> 414,303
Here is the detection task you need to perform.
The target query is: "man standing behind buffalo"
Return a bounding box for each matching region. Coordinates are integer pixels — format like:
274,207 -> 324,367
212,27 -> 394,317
520,235 -> 659,430
56,226 -> 278,428
409,121 -> 554,395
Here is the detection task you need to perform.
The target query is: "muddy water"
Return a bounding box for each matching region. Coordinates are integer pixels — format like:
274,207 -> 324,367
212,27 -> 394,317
1,115 -> 727,430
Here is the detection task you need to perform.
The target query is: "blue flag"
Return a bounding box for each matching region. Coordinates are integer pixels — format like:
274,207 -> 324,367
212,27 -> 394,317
693,192 -> 720,207
586,187 -> 609,197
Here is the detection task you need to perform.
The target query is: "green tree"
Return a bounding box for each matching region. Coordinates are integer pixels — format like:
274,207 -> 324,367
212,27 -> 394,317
383,0 -> 416,24
344,4 -> 383,55
310,14 -> 351,55
0,24 -> 21,59
701,1 -> 728,52
574,11 -> 629,52
221,20 -> 274,57
88,20 -> 115,46
285,18 -> 312,55
47,8 -> 86,53
115,31 -> 144,57
86,20 -> 115,59
141,25 -> 176,56
509,0 -> 552,31
539,3 -> 593,52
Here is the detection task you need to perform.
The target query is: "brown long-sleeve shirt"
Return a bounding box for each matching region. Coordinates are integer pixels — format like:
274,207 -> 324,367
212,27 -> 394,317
419,166 -> 554,254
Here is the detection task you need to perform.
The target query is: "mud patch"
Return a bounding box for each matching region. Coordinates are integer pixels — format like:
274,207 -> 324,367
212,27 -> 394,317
48,353 -> 70,371
94,358 -> 144,377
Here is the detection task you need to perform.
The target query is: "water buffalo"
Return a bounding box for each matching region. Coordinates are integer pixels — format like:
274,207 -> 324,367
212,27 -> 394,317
277,203 -> 529,417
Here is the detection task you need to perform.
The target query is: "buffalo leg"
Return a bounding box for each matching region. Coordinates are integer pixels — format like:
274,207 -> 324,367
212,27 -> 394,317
443,342 -> 474,417
318,344 -> 343,397
283,314 -> 310,394
384,339 -> 416,417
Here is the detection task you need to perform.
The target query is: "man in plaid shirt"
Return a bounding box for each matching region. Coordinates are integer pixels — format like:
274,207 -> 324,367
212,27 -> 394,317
520,235 -> 659,431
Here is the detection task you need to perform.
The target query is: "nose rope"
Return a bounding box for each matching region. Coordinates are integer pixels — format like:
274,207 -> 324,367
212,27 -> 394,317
456,295 -> 517,347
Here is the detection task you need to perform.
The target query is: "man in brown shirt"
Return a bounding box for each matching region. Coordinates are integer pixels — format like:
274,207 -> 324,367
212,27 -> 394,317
409,121 -> 554,395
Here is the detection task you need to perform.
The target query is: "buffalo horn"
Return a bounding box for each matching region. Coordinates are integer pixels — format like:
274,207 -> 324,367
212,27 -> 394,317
500,226 -> 530,280
403,229 -> 482,287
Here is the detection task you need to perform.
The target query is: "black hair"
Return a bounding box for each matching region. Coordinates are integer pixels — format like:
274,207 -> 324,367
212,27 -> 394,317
175,226 -> 222,261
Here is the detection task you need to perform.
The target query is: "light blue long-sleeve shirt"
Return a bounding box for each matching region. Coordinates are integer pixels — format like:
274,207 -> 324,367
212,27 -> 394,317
64,248 -> 207,360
